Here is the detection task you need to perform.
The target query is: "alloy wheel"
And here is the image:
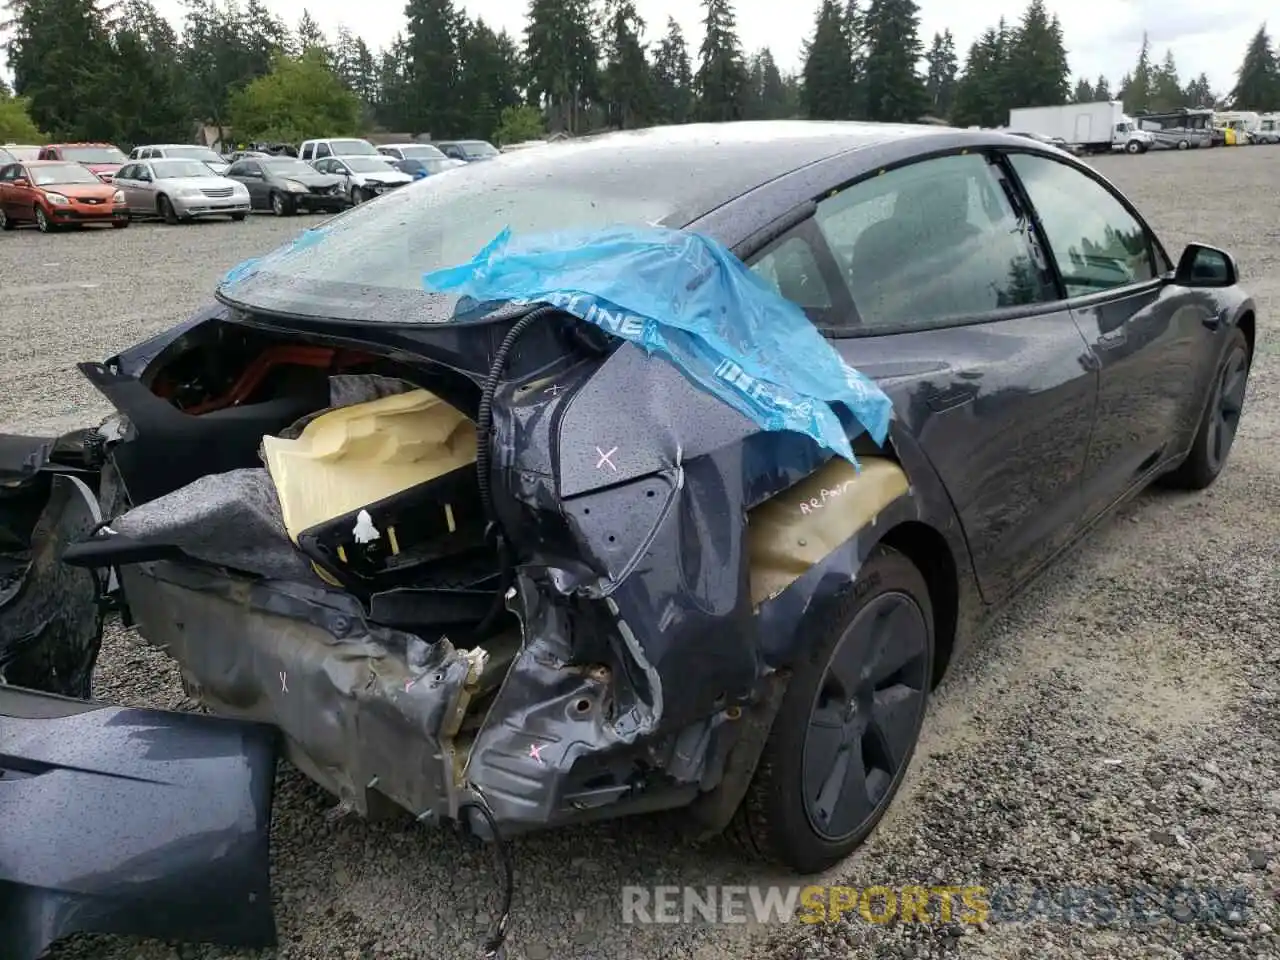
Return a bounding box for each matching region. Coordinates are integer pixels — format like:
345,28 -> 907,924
35,207 -> 50,232
1206,345 -> 1249,474
802,590 -> 931,842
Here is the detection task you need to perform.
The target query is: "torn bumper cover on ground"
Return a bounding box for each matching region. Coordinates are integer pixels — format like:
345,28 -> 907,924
0,685 -> 279,960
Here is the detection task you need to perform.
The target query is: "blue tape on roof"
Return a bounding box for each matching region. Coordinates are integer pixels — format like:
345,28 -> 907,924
423,225 -> 893,463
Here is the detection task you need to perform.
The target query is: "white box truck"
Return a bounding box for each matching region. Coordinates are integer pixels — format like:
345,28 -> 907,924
1008,101 -> 1154,154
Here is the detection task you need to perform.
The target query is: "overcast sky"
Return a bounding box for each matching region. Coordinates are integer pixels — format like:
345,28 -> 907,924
5,0 -> 1263,96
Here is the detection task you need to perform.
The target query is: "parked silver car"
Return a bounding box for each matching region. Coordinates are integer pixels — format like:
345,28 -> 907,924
113,159 -> 251,223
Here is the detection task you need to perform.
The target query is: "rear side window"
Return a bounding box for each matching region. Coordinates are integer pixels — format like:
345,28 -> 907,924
316,143 -> 332,158
815,152 -> 1053,330
1008,153 -> 1156,297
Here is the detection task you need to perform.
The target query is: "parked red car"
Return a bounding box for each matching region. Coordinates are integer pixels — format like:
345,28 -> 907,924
38,142 -> 128,182
0,160 -> 129,231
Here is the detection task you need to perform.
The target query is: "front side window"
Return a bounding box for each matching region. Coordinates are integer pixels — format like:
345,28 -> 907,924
815,152 -> 1052,330
750,234 -> 833,309
1008,153 -> 1155,297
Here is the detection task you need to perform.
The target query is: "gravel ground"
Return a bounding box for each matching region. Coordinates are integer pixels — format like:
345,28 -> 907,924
2,147 -> 1276,960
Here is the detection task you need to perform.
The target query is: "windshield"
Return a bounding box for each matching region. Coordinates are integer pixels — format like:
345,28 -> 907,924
344,157 -> 397,173
329,139 -> 378,156
61,145 -> 126,163
220,160 -> 676,323
263,159 -> 316,177
164,146 -> 224,163
6,145 -> 40,161
30,163 -> 104,185
458,141 -> 498,158
152,159 -> 219,179
398,144 -> 446,160
0,148 -> 13,163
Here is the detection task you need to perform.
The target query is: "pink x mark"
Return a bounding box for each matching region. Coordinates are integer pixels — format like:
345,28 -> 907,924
529,742 -> 544,764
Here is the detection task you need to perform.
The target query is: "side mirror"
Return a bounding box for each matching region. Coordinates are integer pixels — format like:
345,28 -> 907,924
1174,243 -> 1237,287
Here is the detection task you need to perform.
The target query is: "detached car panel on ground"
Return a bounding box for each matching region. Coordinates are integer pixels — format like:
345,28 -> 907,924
0,684 -> 279,960
0,124 -> 1256,886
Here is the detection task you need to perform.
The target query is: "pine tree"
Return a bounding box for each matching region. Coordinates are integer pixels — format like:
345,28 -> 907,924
1184,73 -> 1214,108
1120,33 -> 1153,113
1072,77 -> 1094,102
295,9 -> 327,57
1150,49 -> 1183,111
650,16 -> 693,124
1094,74 -> 1112,100
458,18 -> 521,140
404,0 -> 465,136
950,27 -> 1012,127
1230,24 -> 1279,109
802,0 -> 854,120
524,0 -> 599,132
601,0 -> 653,128
695,0 -> 748,121
6,0 -> 119,139
924,29 -> 958,118
861,0 -> 928,122
1002,0 -> 1069,108
110,0 -> 189,145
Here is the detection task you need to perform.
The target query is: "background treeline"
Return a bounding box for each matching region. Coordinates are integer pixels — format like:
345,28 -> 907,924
2,0 -> 1279,148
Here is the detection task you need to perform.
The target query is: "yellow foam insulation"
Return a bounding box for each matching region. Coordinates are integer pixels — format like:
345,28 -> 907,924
262,389 -> 477,544
747,456 -> 909,607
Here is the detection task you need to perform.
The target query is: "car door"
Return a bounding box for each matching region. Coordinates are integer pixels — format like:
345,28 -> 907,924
235,161 -> 268,207
113,164 -> 138,209
10,164 -> 38,220
1004,151 -> 1214,518
744,150 -> 1099,604
134,162 -> 161,211
0,163 -> 17,220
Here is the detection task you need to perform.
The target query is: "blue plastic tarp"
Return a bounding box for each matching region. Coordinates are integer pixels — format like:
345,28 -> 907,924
423,225 -> 893,464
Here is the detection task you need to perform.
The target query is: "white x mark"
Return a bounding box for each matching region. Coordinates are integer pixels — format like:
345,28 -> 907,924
596,446 -> 618,471
544,383 -> 564,397
529,742 -> 544,764
279,671 -> 288,693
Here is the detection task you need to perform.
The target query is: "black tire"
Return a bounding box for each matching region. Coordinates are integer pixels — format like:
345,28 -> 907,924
730,545 -> 935,874
1178,139 -> 1190,150
158,195 -> 179,225
270,191 -> 294,216
231,212 -> 246,222
111,219 -> 129,229
1126,140 -> 1141,155
0,208 -> 13,230
35,206 -> 55,232
1160,327 -> 1250,491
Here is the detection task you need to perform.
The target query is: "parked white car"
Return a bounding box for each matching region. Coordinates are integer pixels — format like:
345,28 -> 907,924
298,138 -> 381,163
113,158 -> 251,223
128,144 -> 231,175
310,155 -> 413,204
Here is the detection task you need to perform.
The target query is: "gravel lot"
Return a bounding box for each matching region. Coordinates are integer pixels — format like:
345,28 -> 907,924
3,147 -> 1277,960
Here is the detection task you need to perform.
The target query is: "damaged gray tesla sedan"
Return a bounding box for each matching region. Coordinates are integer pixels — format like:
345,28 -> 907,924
0,122 -> 1256,941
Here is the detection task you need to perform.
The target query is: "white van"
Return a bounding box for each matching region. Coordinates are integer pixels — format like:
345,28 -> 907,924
298,138 -> 380,163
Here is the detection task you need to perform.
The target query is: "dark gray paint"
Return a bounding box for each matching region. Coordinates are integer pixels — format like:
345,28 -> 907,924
0,685 -> 278,960
0,124 -> 1256,853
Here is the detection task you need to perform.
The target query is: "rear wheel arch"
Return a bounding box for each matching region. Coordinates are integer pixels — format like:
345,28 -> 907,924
876,520 -> 959,688
1237,310 -> 1255,364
